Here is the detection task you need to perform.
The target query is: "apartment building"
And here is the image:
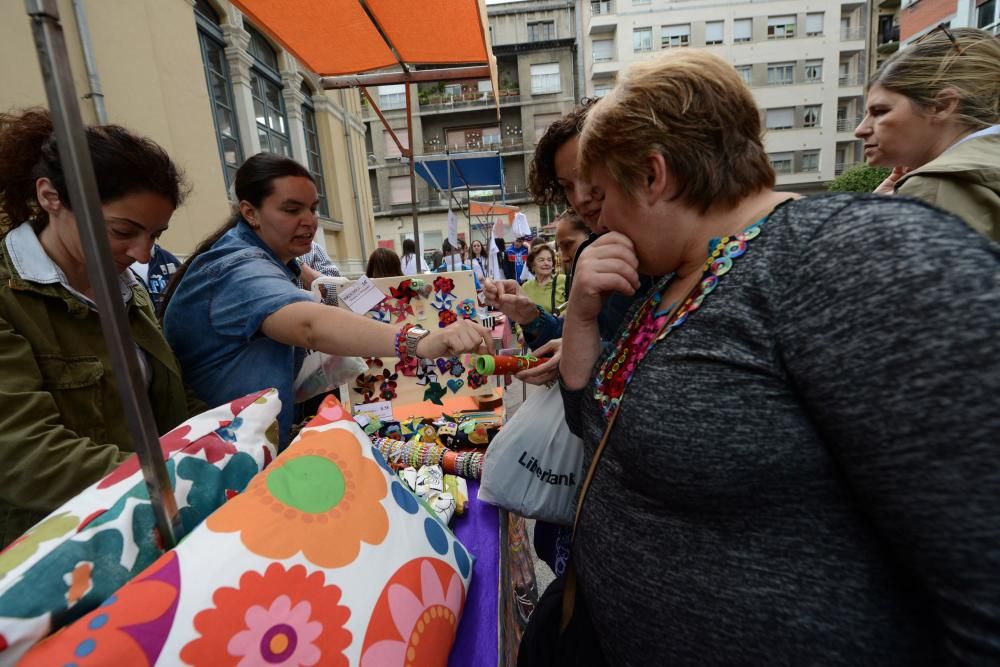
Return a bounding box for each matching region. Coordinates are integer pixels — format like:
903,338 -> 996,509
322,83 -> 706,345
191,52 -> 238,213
2,0 -> 375,271
899,0 -> 997,43
365,1 -> 579,256
583,0 -> 870,191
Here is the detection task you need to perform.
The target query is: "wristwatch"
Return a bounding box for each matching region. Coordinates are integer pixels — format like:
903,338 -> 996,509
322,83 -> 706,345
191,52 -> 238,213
406,325 -> 431,358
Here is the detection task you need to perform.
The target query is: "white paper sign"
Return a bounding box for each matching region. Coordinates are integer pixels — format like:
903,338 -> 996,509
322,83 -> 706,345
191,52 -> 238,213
354,400 -> 395,421
340,275 -> 387,314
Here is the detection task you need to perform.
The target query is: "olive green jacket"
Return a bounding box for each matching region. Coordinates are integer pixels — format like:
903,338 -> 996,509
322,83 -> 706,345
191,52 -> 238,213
896,133 -> 1000,242
0,239 -> 200,547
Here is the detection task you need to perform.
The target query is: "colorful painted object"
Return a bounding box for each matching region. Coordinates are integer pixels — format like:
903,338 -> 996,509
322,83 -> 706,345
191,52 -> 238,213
474,354 -> 551,376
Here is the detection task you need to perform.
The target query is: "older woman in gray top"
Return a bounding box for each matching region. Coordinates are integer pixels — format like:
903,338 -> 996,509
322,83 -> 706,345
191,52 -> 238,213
551,49 -> 1000,665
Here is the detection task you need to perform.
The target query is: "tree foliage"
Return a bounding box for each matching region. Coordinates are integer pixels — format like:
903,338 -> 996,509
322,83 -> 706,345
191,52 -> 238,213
827,164 -> 892,193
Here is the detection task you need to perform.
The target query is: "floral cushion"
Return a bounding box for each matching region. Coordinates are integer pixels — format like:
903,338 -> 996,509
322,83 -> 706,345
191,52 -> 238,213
0,389 -> 280,666
20,396 -> 474,666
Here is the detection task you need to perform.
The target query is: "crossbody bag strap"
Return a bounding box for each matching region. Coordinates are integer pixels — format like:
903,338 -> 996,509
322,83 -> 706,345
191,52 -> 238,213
559,282 -> 694,631
550,274 -> 558,314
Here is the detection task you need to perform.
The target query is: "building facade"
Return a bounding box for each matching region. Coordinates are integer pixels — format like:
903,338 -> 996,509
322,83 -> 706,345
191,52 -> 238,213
581,0 -> 870,191
2,0 -> 375,274
366,0 -> 580,259
899,0 -> 997,43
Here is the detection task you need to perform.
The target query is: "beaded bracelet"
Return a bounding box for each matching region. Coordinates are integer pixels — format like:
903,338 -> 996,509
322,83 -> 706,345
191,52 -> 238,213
395,323 -> 415,360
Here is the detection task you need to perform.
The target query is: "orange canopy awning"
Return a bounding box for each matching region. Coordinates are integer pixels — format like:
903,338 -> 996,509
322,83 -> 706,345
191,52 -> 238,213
469,200 -> 519,226
230,0 -> 494,77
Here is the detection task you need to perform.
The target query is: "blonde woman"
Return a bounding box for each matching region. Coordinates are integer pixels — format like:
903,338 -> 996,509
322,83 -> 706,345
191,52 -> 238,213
522,49 -> 1000,666
855,26 -> 1000,239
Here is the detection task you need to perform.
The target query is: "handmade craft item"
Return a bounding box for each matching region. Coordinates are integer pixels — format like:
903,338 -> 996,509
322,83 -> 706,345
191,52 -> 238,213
371,436 -> 485,480
475,354 -> 551,376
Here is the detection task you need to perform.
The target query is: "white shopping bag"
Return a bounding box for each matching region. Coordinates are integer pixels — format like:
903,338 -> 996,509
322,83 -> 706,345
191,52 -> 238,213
479,383 -> 582,525
294,351 -> 367,403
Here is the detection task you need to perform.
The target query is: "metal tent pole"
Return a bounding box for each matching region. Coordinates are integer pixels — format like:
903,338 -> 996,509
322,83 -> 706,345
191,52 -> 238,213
25,0 -> 181,549
404,84 -> 421,267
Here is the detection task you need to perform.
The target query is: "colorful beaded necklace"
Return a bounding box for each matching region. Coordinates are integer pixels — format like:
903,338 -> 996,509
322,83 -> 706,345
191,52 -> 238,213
593,218 -> 765,420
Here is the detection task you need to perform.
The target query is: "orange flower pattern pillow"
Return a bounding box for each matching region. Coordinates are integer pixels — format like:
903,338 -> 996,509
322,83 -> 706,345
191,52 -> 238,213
20,396 -> 474,666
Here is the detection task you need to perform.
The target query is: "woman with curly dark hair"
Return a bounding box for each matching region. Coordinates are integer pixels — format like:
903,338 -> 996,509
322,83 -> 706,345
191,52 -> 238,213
0,108 -> 200,547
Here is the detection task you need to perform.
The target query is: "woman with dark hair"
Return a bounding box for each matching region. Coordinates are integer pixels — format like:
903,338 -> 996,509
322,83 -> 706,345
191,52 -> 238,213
365,247 -> 403,278
856,26 -> 1000,239
162,153 -> 492,448
519,243 -> 566,315
468,238 -> 490,284
400,237 -> 429,275
534,49 -> 1000,665
0,108 -> 200,547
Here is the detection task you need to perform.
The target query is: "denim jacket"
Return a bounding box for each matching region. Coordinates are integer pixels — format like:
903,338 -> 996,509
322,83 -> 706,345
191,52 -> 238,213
0,224 -> 198,547
163,220 -> 314,447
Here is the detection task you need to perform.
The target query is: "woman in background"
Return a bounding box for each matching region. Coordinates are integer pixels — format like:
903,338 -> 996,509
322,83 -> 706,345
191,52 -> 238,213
519,243 -> 566,315
400,237 -> 429,275
365,247 -> 403,278
856,26 -> 999,239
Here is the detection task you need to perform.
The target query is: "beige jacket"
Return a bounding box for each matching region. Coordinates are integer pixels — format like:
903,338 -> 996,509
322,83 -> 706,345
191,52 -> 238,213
896,133 -> 1000,242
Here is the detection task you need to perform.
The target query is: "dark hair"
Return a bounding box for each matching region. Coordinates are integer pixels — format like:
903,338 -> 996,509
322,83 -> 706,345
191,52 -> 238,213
160,152 -> 313,317
0,107 -> 186,235
527,99 -> 597,207
556,208 -> 589,235
366,247 -> 403,278
402,238 -> 416,258
469,238 -> 487,258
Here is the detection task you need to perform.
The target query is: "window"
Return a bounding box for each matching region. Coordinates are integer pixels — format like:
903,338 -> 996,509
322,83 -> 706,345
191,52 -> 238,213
593,39 -> 615,62
805,59 -> 823,82
591,0 -> 613,15
247,26 -> 292,157
838,61 -> 850,85
806,13 -> 824,36
734,18 -> 752,43
801,150 -> 820,172
633,0 -> 651,4
705,21 -> 724,45
977,0 -> 996,29
767,62 -> 794,85
530,63 -> 561,94
389,176 -> 411,204
767,15 -> 796,39
735,65 -> 752,86
769,152 -> 793,174
633,27 -> 652,52
533,113 -> 561,140
301,86 -> 329,217
661,24 -> 690,48
378,84 -> 406,110
194,3 -> 243,193
383,128 -> 408,159
803,105 -> 821,128
527,21 -> 555,42
593,84 -> 613,97
766,107 -> 795,130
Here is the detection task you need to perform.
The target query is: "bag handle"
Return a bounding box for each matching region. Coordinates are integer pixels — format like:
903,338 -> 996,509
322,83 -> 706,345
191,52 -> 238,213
550,273 -> 558,314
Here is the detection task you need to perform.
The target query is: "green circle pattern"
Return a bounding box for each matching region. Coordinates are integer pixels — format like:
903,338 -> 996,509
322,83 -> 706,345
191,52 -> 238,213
266,455 -> 345,513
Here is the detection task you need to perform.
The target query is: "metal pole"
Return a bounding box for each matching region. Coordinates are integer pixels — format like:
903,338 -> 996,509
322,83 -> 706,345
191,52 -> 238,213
25,0 -> 181,549
71,0 -> 106,124
404,83 -> 420,267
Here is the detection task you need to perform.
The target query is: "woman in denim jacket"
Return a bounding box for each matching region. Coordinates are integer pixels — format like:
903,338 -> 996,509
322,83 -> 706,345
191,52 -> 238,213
162,153 -> 493,448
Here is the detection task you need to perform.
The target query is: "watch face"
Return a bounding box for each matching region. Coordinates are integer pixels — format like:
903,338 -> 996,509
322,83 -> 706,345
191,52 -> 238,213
410,326 -> 430,336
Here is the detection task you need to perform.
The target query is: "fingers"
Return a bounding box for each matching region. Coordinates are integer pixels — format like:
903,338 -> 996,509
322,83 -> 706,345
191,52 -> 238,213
530,338 -> 562,357
515,351 -> 561,385
439,319 -> 494,357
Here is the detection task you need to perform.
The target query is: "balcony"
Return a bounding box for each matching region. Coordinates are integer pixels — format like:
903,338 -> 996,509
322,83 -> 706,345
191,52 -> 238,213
417,89 -> 521,114
422,137 -> 525,155
877,23 -> 900,53
834,161 -> 859,175
840,25 -> 865,41
836,116 -> 862,132
838,73 -> 863,86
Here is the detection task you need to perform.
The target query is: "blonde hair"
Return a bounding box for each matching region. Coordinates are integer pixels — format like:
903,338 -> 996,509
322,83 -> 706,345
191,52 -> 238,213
870,27 -> 1000,130
579,50 -> 773,213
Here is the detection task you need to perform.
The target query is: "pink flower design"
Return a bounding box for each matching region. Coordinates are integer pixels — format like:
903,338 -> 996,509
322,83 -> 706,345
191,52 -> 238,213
227,595 -> 322,667
360,560 -> 464,666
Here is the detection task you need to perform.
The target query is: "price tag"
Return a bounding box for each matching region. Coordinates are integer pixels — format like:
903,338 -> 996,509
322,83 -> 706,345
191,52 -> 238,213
354,400 -> 395,421
340,275 -> 387,314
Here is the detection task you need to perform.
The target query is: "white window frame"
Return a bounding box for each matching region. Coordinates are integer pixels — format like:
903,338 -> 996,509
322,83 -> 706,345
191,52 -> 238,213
769,152 -> 793,174
805,59 -> 823,82
530,62 -> 561,95
735,65 -> 752,86
527,20 -> 556,42
661,24 -> 691,48
593,39 -> 615,62
801,150 -> 820,172
389,175 -> 411,204
806,13 -> 825,36
803,105 -> 821,128
767,15 -> 796,39
734,18 -> 752,43
633,27 -> 652,52
767,62 -> 794,86
765,107 -> 795,130
378,84 -> 406,111
705,21 -> 724,45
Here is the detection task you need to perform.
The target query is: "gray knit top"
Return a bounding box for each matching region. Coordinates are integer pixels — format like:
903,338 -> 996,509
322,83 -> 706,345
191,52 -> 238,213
563,194 -> 1000,665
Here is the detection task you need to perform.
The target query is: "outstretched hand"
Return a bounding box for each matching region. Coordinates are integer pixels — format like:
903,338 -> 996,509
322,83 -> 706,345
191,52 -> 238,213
515,338 -> 562,386
416,319 -> 494,359
481,278 -> 539,325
